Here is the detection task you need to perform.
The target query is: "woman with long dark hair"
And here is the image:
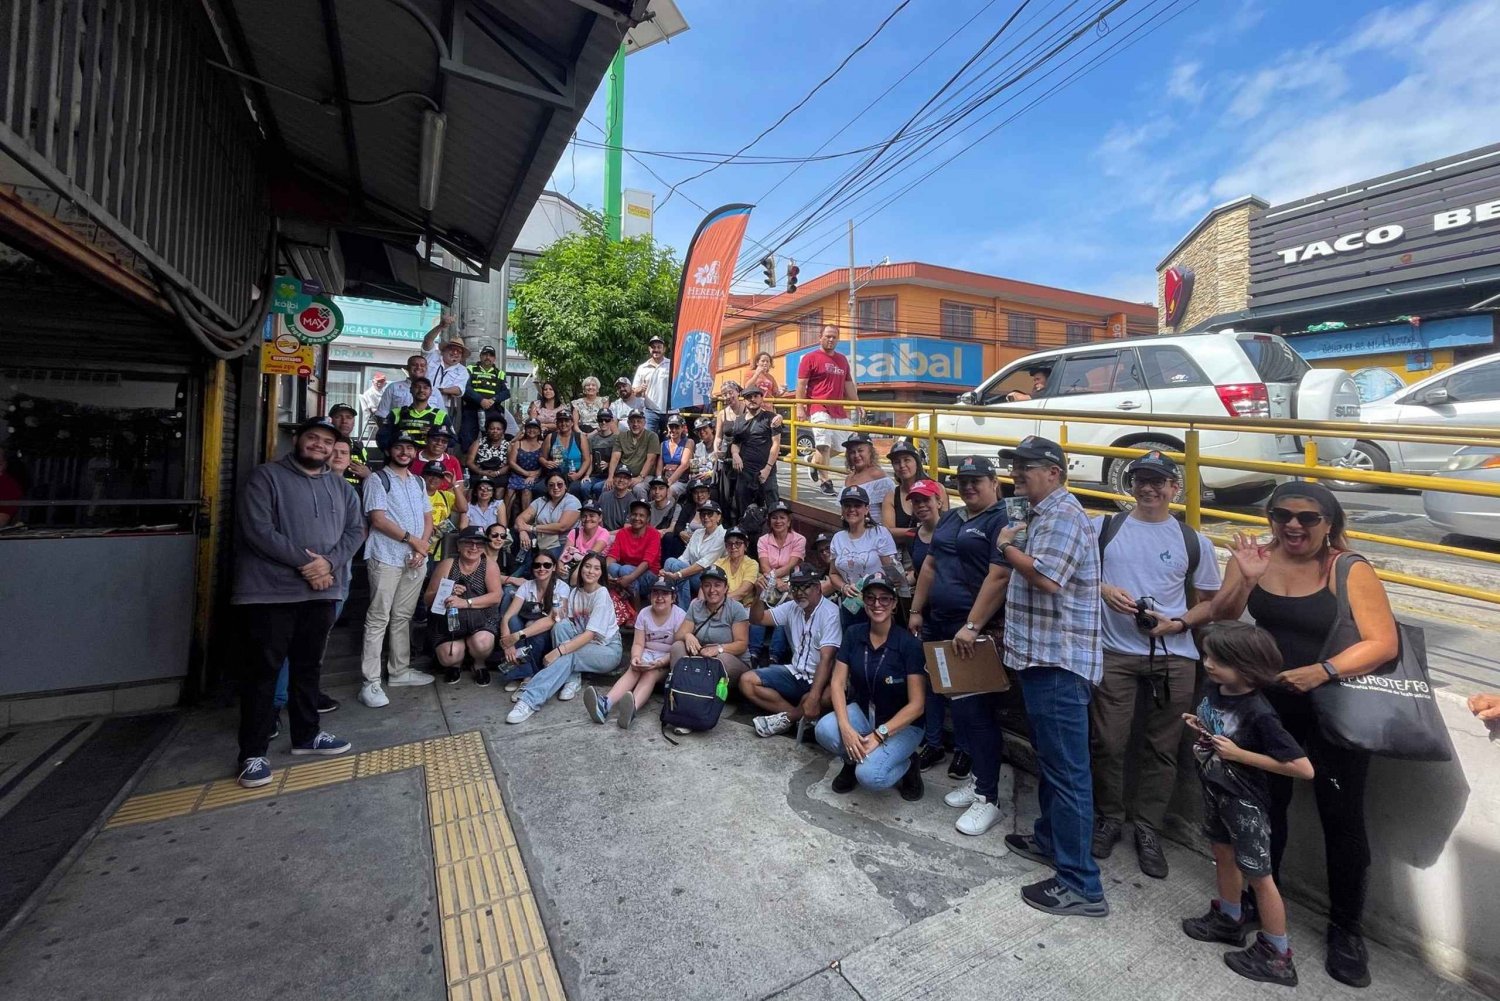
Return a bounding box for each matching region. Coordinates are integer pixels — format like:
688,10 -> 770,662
1209,481 -> 1398,988
507,552 -> 623,723
529,381 -> 562,432
748,350 -> 782,398
497,553 -> 569,693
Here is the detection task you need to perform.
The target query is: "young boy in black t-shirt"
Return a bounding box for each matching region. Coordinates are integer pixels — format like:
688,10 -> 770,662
1181,622 -> 1313,988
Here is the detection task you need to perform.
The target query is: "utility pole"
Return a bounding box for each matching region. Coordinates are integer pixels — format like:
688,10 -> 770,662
847,218 -> 857,367
603,45 -> 626,241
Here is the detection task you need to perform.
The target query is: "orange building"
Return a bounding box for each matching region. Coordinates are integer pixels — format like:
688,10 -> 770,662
718,262 -> 1158,407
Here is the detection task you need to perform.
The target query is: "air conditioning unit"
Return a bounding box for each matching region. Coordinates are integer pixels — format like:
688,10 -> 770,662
281,219 -> 346,295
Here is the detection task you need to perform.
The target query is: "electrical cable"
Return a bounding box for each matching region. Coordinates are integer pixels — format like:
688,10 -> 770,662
154,221 -> 281,360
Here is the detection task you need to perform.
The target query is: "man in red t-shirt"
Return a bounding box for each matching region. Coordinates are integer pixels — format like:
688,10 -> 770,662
795,323 -> 860,495
607,499 -> 663,602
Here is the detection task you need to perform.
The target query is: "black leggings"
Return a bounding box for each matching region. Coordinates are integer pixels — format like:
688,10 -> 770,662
1266,689 -> 1372,933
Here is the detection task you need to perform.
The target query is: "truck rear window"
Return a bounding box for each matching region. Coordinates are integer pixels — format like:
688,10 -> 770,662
1236,335 -> 1310,383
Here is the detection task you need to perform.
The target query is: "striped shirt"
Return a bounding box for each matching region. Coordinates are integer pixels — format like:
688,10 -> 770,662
1003,486 -> 1102,683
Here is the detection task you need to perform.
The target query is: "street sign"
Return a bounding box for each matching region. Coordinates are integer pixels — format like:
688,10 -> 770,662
288,295 -> 345,344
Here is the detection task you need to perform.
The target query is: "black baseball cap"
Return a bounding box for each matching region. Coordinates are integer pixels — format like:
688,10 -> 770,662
295,415 -> 340,437
579,501 -> 602,515
425,426 -> 452,440
666,413 -> 684,426
690,479 -> 712,492
842,433 -> 873,450
453,526 -> 487,546
479,344 -> 496,356
597,409 -> 616,422
628,498 -> 651,512
859,572 -> 899,597
649,578 -> 677,593
555,406 -> 573,419
614,463 -> 634,478
388,432 -> 419,448
1001,435 -> 1066,469
886,441 -> 919,463
724,525 -> 749,542
420,461 -> 448,477
699,564 -> 728,583
1124,450 -> 1180,482
838,485 -> 869,506
649,476 -> 670,489
813,531 -> 834,547
698,500 -> 723,514
328,403 -> 357,417
648,335 -> 666,346
788,562 -> 824,586
741,384 -> 765,397
954,455 -> 996,478
615,376 -> 632,387
523,417 -> 542,429
628,408 -> 646,419
767,500 -> 793,516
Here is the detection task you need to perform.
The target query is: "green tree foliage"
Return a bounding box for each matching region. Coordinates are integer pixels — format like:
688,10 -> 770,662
509,213 -> 681,396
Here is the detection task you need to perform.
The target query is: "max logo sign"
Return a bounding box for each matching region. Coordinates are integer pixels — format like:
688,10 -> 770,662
1163,266 -> 1194,326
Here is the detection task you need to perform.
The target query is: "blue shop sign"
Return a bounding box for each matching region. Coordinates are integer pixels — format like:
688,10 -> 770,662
783,337 -> 983,387
1291,314 -> 1493,360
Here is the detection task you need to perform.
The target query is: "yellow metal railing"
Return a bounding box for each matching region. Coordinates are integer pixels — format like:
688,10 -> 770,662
773,397 -> 1500,605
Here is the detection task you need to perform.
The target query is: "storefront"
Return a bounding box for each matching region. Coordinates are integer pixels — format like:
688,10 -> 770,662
1157,142 -> 1500,393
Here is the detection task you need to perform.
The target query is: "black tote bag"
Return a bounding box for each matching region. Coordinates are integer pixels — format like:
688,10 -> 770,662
1312,553 -> 1453,762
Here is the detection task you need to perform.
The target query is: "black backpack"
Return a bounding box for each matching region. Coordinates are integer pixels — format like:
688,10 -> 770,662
1097,511 -> 1202,608
660,656 -> 729,742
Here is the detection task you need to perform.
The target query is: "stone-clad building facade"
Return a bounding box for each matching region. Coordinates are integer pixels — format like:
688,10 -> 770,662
1155,196 -> 1266,333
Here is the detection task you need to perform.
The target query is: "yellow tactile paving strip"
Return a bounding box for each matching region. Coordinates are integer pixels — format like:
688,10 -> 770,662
105,731 -> 565,1001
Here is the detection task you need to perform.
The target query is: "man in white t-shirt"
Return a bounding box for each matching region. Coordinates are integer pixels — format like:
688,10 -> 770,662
632,336 -> 671,435
741,562 -> 842,737
421,317 -> 470,427
1089,450 -> 1221,880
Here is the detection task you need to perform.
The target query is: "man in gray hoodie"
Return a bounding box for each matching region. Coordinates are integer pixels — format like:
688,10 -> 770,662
231,416 -> 365,788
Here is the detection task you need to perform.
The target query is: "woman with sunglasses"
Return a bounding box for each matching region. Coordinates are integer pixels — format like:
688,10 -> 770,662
507,552 -> 623,723
541,406 -> 592,496
584,578 -> 685,729
828,485 -> 901,629
514,471 -> 581,577
423,526 -> 504,687
1209,481 -> 1398,988
816,574 -> 925,799
497,553 -> 570,693
465,478 -> 505,532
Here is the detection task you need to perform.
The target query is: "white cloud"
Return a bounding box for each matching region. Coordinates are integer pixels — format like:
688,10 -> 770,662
1225,55 -> 1347,121
1166,61 -> 1206,105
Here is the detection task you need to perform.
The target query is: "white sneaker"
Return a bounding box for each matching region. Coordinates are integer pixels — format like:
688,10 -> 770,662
956,796 -> 1003,836
558,674 -> 583,701
359,682 -> 389,708
753,712 -> 792,737
388,671 -> 435,687
504,680 -> 521,693
506,702 -> 536,724
944,778 -> 978,809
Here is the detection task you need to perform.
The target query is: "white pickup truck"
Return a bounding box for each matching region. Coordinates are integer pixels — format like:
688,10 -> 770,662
903,330 -> 1360,504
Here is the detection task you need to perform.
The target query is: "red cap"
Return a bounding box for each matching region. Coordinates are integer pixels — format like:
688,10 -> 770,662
908,479 -> 943,499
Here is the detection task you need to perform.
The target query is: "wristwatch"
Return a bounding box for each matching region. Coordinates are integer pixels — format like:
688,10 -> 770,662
875,724 -> 889,743
1320,660 -> 1339,680
964,621 -> 978,632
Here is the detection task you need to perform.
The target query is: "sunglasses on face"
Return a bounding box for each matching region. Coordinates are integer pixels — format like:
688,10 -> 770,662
1131,476 -> 1169,488
1269,508 -> 1325,527
533,561 -> 555,569
864,592 -> 897,607
791,581 -> 817,592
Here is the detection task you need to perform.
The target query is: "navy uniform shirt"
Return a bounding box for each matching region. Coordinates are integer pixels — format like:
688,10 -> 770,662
839,624 -> 925,727
925,503 -> 1009,624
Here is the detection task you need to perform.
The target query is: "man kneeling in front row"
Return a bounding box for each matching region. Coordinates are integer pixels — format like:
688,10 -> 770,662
740,562 -> 841,736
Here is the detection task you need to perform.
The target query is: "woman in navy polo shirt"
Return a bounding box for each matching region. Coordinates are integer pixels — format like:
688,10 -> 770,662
817,574 -> 926,800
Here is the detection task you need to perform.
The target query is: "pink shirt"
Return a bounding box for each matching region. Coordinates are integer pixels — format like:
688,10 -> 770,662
758,530 -> 807,572
563,523 -> 610,561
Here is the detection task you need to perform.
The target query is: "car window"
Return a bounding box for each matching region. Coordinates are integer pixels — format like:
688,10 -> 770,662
1137,345 -> 1207,389
1236,335 -> 1310,383
1443,363 -> 1500,403
979,360 -> 1055,404
1112,351 -> 1146,392
1052,352 -> 1130,397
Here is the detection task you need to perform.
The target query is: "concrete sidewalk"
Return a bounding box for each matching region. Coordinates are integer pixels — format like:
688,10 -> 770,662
0,674 -> 1489,1001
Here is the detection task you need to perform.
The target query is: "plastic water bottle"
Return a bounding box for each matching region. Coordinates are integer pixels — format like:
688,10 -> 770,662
446,605 -> 459,633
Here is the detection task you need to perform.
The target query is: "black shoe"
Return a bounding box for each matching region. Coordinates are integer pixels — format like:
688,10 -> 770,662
315,693 -> 340,714
1225,933 -> 1298,987
898,757 -> 924,802
1134,823 -> 1168,878
1182,901 -> 1247,945
474,668 -> 491,687
915,744 -> 946,771
1091,816 -> 1123,859
831,761 -> 857,794
1325,924 -> 1371,988
819,480 -> 835,496
809,467 -> 819,484
1004,833 -> 1055,867
946,750 -> 972,779
267,711 -> 281,741
1021,876 -> 1109,918
445,667 -> 462,685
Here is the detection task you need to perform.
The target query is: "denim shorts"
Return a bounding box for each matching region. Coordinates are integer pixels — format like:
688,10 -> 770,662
755,664 -> 813,703
1201,782 -> 1272,878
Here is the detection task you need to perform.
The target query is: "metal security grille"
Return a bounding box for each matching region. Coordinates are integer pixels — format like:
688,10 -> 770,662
0,0 -> 267,325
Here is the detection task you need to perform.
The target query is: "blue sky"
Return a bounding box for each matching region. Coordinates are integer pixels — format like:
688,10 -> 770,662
550,0 -> 1500,303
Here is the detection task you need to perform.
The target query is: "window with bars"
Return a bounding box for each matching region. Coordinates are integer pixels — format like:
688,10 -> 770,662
1007,314 -> 1037,346
754,325 -> 776,359
798,310 -> 824,346
858,296 -> 896,333
1065,323 -> 1093,344
941,301 -> 976,338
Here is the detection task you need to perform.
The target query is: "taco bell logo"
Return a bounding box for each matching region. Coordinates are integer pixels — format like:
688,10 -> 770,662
694,260 -> 721,286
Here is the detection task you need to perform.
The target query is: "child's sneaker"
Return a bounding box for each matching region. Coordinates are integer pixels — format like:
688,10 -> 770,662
1224,933 -> 1297,987
1182,900 -> 1247,945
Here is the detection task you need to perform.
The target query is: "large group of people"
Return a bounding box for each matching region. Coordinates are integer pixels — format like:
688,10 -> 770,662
233,320 -> 1417,991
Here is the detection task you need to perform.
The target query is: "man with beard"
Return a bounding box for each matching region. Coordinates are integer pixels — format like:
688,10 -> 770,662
381,376 -> 451,449
231,417 -> 363,787
328,403 -> 370,485
359,433 -> 436,708
740,562 -> 841,738
730,384 -> 782,514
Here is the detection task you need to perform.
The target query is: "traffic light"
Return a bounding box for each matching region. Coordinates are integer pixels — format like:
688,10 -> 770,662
785,261 -> 800,294
760,254 -> 776,287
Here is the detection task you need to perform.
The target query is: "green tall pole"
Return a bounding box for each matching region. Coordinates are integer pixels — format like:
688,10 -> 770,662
604,44 -> 626,241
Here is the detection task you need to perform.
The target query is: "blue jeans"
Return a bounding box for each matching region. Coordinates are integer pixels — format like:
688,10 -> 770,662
275,598 -> 344,709
749,624 -> 789,661
569,476 -> 608,502
815,705 -> 923,790
949,692 -> 1002,801
1020,665 -> 1103,901
495,612 -> 551,680
646,411 -> 666,436
519,619 -> 623,710
607,560 -> 656,603
662,556 -> 699,609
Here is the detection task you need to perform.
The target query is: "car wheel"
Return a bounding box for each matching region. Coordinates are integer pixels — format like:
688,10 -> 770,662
796,430 -> 815,462
1330,440 -> 1389,491
1105,439 -> 1182,512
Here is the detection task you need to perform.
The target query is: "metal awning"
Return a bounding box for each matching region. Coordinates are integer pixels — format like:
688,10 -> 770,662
209,0 -> 642,302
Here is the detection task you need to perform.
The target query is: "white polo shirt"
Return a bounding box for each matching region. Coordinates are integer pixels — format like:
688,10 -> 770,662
770,596 -> 842,682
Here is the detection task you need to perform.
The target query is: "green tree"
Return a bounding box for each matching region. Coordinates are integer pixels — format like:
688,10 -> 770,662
509,213 -> 681,396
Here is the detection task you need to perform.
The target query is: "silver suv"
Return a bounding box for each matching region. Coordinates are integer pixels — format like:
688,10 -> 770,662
904,330 -> 1359,504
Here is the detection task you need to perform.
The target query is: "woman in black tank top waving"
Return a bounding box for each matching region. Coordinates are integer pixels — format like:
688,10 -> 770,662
1209,482 -> 1398,988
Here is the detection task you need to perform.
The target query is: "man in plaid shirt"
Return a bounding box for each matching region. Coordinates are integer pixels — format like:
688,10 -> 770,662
994,436 -> 1107,919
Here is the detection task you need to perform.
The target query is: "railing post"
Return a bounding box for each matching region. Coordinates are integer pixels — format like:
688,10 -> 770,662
926,410 -> 940,481
1058,422 -> 1068,447
788,407 -> 799,503
1184,427 -> 1201,530
1304,440 -> 1318,482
